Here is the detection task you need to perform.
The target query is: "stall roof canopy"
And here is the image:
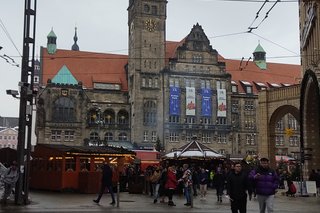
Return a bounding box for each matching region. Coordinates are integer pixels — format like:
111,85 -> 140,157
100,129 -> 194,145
164,140 -> 224,159
32,144 -> 136,157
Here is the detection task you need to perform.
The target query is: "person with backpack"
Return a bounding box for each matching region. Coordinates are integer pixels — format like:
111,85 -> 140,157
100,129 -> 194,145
0,161 -> 19,205
249,158 -> 279,213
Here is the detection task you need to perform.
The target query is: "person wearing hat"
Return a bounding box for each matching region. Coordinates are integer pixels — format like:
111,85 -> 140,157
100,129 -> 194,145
0,161 -> 19,204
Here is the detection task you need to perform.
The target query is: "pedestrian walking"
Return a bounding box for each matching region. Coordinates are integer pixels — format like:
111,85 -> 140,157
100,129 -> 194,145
226,162 -> 252,213
249,157 -> 279,213
93,161 -> 115,205
198,167 -> 208,200
0,161 -> 19,205
214,166 -> 226,203
179,163 -> 192,206
150,166 -> 161,203
164,166 -> 178,206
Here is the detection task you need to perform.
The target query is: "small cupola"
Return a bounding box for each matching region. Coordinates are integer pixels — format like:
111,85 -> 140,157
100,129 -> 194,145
47,28 -> 57,54
253,42 -> 266,70
71,27 -> 79,51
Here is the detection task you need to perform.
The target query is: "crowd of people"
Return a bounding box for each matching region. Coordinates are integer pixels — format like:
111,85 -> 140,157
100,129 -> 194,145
2,157 -> 319,212
142,157 -> 280,213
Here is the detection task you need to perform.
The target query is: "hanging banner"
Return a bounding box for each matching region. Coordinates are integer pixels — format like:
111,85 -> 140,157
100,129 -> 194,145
186,87 -> 196,116
169,86 -> 180,115
217,89 -> 227,117
202,89 -> 212,116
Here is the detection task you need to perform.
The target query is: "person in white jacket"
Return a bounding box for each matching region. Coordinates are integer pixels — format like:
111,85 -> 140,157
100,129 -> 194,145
0,161 -> 19,204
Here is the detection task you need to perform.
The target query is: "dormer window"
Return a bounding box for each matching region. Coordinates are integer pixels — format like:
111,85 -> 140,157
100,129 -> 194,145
231,81 -> 238,93
240,81 -> 253,94
255,82 -> 267,91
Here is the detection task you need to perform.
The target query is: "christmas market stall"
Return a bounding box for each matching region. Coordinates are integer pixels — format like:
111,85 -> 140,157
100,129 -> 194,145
30,144 -> 135,193
163,140 -> 225,167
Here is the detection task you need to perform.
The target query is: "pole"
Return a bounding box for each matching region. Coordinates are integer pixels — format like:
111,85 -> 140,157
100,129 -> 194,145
117,181 -> 120,207
15,0 -> 37,205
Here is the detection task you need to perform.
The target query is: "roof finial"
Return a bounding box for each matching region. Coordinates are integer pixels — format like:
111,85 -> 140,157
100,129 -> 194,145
72,26 -> 79,51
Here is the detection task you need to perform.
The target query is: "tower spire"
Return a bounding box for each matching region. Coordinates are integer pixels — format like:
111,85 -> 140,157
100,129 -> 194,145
71,27 -> 79,51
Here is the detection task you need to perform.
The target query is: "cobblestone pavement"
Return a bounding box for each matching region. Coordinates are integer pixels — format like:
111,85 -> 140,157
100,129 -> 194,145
1,188 -> 320,212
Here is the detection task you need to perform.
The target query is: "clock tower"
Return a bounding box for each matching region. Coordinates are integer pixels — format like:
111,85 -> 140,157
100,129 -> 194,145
128,0 -> 167,148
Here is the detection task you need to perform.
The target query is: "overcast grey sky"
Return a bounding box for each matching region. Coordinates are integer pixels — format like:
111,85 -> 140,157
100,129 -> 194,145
0,0 -> 300,118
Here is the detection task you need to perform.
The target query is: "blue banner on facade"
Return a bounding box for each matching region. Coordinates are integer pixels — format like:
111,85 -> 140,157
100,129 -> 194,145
170,87 -> 180,115
202,89 -> 212,116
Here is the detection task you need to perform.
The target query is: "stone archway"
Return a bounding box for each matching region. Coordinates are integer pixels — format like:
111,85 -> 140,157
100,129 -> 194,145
268,105 -> 299,167
300,69 -> 320,174
258,85 -> 300,168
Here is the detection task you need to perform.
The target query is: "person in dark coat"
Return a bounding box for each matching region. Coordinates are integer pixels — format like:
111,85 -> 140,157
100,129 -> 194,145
226,162 -> 252,213
93,162 -> 115,205
214,166 -> 226,203
249,158 -> 279,213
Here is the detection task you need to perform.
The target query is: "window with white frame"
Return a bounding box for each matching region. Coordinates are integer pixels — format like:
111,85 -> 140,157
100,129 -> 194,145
202,132 -> 211,143
217,133 -> 226,144
169,132 -> 179,142
142,78 -> 146,87
143,131 -> 148,142
118,132 -> 128,141
288,115 -> 298,130
152,131 -> 157,142
154,78 -> 159,88
216,117 -> 227,125
51,130 -> 62,141
276,119 -> 284,131
64,131 -> 75,141
104,132 -> 113,141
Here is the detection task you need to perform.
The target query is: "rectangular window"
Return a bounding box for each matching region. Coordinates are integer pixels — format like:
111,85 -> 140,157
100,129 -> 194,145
216,117 -> 227,125
64,131 -> 75,142
246,86 -> 253,94
143,131 -> 148,142
152,131 -> 157,142
217,134 -> 226,144
202,132 -> 211,143
169,132 -> 179,142
169,115 -> 180,123
142,78 -> 146,87
232,85 -> 238,93
186,116 -> 196,124
51,130 -> 62,141
174,79 -> 179,87
154,78 -> 159,88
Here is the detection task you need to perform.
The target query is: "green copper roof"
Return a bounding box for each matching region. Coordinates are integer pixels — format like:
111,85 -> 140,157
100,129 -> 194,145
254,43 -> 266,53
52,65 -> 78,85
255,60 -> 267,70
47,29 -> 57,38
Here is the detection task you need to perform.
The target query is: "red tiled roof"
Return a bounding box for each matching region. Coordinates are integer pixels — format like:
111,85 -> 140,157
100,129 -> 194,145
41,39 -> 302,94
220,58 -> 302,93
41,48 -> 128,91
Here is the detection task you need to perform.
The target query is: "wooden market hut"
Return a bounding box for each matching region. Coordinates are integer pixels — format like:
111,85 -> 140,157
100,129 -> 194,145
30,144 -> 135,193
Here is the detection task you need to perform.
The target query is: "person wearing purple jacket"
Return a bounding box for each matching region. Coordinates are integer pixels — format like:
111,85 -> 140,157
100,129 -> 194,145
249,158 -> 279,213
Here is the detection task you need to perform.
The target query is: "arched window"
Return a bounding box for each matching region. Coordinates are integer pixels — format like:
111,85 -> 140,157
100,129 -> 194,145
52,97 -> 75,122
104,132 -> 113,141
90,132 -> 99,141
117,110 -> 129,125
118,132 -> 127,141
103,109 -> 115,124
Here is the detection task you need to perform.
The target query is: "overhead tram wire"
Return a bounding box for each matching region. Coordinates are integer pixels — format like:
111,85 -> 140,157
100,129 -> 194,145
247,0 -> 268,32
0,17 -> 22,57
213,0 -> 296,2
255,0 -> 281,29
251,32 -> 299,55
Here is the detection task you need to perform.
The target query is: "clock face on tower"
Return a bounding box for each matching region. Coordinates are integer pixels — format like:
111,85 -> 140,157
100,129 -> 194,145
145,19 -> 156,32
